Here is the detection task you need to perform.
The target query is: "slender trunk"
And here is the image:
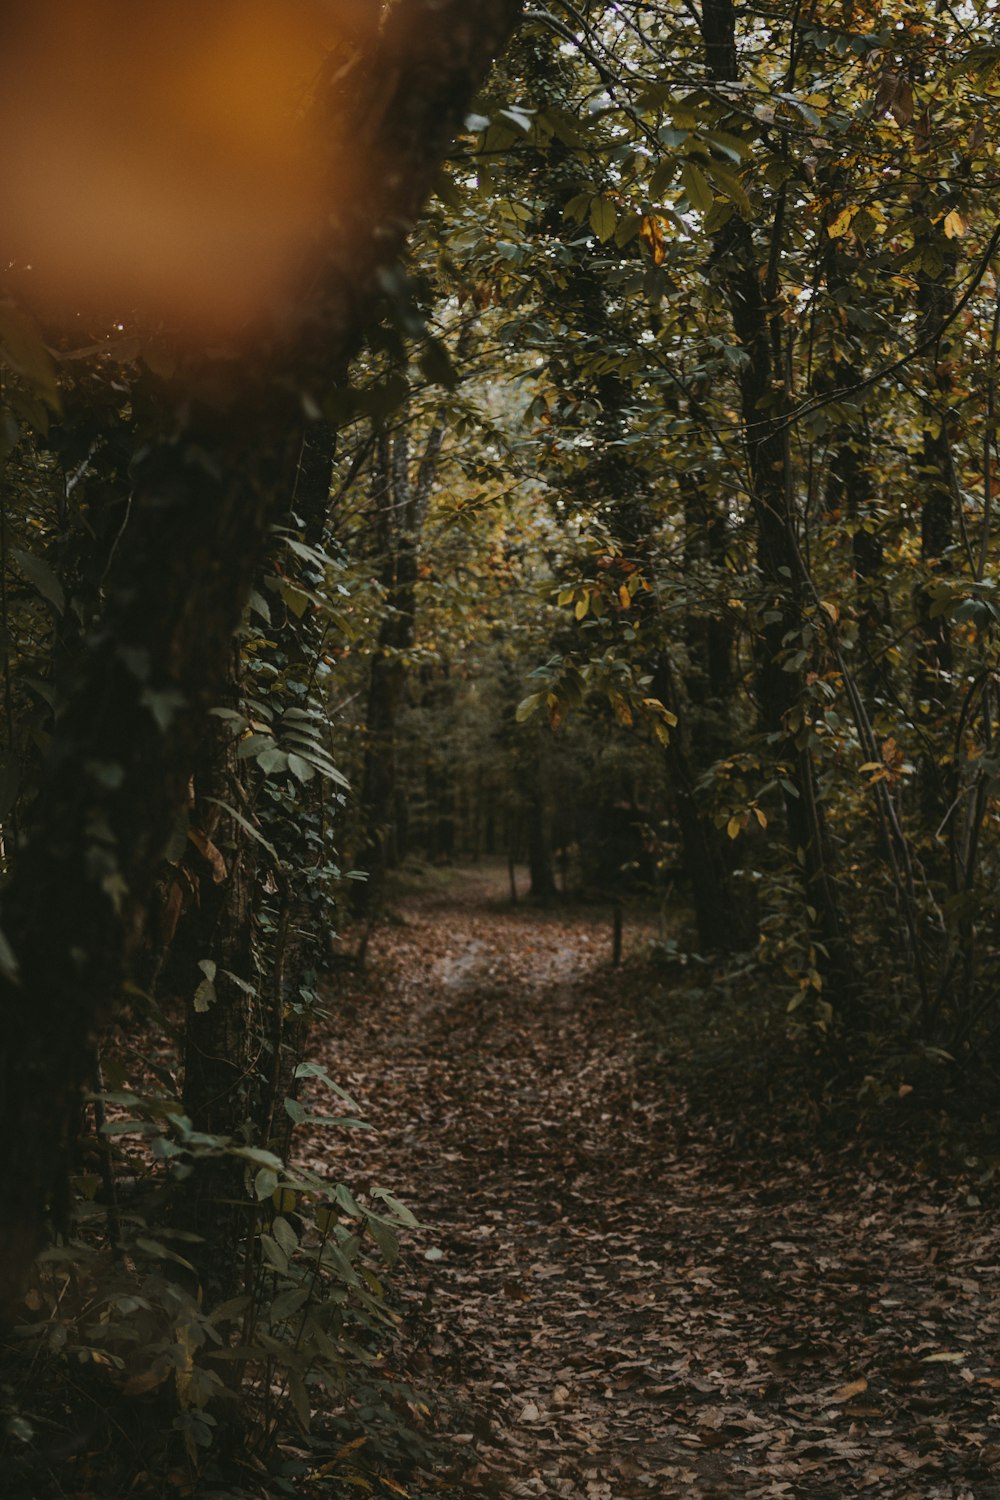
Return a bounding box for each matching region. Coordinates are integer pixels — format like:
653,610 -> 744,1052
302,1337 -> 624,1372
528,786 -> 556,903
181,688 -> 258,1296
354,414 -> 444,917
914,272 -> 957,827
701,0 -> 855,1001
674,477 -> 756,952
655,655 -> 756,953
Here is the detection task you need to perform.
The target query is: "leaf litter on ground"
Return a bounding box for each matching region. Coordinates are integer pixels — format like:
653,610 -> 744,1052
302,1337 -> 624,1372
300,864 -> 1000,1499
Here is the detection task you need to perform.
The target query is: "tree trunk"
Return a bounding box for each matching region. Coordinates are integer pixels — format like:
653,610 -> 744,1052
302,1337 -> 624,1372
180,698 -> 259,1297
354,414 -> 444,919
914,269 -> 958,827
654,655 -> 756,953
0,0 -> 523,1315
701,0 -> 855,1002
528,785 -> 556,903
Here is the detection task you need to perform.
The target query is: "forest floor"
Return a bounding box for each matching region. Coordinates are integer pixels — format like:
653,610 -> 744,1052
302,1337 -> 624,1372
313,862 -> 1000,1500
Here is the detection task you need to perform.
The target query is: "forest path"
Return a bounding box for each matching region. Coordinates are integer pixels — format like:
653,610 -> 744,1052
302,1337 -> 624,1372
318,864 -> 1000,1500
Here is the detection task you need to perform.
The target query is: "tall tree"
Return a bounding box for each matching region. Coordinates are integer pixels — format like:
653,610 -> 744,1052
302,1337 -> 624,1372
0,0 -> 523,1313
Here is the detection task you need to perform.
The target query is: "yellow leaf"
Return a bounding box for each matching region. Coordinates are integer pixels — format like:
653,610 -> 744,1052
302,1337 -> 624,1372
174,1322 -> 197,1408
574,591 -> 590,621
310,1438 -> 370,1479
639,213 -> 668,266
726,816 -> 742,840
827,205 -> 858,239
641,697 -> 678,727
315,1204 -> 338,1234
337,1437 -> 369,1459
943,209 -> 965,240
819,599 -> 839,624
754,807 -> 767,829
618,583 -> 631,609
610,692 -> 633,728
833,1377 -> 868,1401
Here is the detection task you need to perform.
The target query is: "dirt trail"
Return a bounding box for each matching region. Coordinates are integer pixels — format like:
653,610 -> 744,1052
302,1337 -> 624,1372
317,865 -> 1000,1499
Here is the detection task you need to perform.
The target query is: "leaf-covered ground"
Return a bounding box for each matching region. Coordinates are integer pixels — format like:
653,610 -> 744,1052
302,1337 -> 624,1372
315,865 -> 1000,1499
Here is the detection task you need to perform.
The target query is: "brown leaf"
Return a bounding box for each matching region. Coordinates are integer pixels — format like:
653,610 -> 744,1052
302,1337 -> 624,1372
187,826 -> 228,883
890,79 -> 914,127
124,1365 -> 170,1396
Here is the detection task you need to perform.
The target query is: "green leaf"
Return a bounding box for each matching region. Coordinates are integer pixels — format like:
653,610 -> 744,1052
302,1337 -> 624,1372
703,201 -> 734,234
288,1371 -> 311,1433
135,1237 -> 195,1271
271,1215 -> 299,1258
270,1286 -> 308,1322
259,1233 -> 288,1274
649,157 -> 677,197
371,1189 -> 419,1228
281,584 -> 310,619
588,196 -> 617,242
287,752 -> 315,784
202,797 -> 278,862
335,1183 -> 362,1217
255,747 -> 289,776
515,692 -> 542,723
680,161 -> 715,213
706,159 -> 750,215
209,1294 -> 251,1325
231,1145 -> 283,1169
11,548 -> 64,614
615,212 -> 643,249
563,192 -> 591,223
702,128 -> 751,161
293,1062 -> 361,1111
254,1166 -> 279,1201
247,589 -> 270,623
367,1218 -> 399,1266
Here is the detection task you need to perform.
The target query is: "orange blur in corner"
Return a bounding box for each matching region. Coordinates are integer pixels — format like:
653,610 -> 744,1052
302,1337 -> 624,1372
0,1 -> 360,339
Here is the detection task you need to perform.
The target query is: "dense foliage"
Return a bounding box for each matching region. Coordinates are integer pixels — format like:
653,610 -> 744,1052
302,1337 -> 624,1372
2,0 -> 1000,1494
